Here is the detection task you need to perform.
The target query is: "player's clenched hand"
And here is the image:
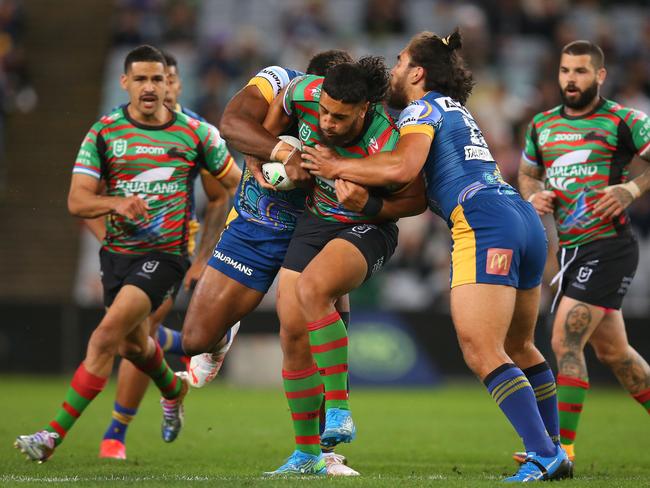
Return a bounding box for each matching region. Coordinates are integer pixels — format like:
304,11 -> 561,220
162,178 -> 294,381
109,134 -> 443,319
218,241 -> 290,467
335,179 -> 369,212
183,261 -> 204,291
114,195 -> 150,220
301,144 -> 341,179
528,190 -> 555,216
245,155 -> 276,190
593,184 -> 637,220
284,150 -> 313,186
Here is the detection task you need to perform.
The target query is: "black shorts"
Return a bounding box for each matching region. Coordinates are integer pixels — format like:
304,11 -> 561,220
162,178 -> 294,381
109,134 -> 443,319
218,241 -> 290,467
99,248 -> 189,311
557,235 -> 638,310
282,210 -> 398,282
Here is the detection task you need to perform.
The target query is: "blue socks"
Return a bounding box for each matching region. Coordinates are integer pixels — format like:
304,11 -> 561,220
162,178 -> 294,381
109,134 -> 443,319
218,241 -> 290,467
156,325 -> 184,355
484,363 -> 555,456
523,362 -> 560,445
103,402 -> 137,443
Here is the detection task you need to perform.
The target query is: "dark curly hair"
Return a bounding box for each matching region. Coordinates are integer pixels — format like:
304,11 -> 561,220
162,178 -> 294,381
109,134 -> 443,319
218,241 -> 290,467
407,29 -> 474,105
322,55 -> 389,105
306,49 -> 353,76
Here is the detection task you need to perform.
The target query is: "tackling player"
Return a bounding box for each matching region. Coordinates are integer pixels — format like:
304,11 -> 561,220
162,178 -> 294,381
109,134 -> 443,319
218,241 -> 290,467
14,45 -> 241,463
302,31 -> 572,481
180,51 -> 364,475
256,57 -> 427,476
518,40 -> 650,464
97,51 -> 233,460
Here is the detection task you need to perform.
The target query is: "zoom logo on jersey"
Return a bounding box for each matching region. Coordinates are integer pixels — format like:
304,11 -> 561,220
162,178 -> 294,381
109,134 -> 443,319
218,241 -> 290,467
554,133 -> 583,142
135,146 -> 166,155
212,250 -> 253,276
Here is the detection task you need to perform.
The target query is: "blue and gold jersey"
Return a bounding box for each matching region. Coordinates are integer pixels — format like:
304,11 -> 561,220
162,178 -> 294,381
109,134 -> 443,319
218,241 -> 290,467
234,66 -> 307,232
397,91 -> 516,223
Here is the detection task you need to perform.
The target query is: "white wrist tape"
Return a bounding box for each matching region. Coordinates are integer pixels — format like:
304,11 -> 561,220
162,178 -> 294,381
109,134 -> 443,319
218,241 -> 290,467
606,181 -> 641,199
622,181 -> 641,199
269,139 -> 286,162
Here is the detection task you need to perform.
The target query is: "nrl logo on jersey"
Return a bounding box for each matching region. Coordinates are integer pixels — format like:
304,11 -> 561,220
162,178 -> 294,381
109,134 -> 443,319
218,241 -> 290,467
299,123 -> 312,142
538,128 -> 550,146
113,139 -> 128,158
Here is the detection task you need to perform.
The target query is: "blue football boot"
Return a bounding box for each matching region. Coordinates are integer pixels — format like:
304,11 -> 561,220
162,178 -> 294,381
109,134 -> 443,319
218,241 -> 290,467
320,408 -> 356,447
504,444 -> 573,482
264,450 -> 327,476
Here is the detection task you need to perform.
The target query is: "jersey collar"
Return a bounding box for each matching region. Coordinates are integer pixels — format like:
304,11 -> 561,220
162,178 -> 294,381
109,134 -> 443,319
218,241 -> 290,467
123,104 -> 177,130
560,96 -> 605,120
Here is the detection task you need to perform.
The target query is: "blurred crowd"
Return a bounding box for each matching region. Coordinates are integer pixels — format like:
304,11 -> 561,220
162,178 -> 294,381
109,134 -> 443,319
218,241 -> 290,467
0,0 -> 35,191
82,0 -> 650,315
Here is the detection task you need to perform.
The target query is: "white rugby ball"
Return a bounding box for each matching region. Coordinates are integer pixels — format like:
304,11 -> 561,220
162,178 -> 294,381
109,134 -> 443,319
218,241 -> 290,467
262,135 -> 302,191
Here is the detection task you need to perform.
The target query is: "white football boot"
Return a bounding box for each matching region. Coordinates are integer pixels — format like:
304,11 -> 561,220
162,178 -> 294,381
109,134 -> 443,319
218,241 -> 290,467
187,322 -> 240,388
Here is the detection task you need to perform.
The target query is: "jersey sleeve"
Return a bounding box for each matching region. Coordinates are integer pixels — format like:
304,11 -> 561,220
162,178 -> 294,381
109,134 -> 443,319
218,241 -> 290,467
623,108 -> 650,157
73,121 -> 104,179
521,119 -> 542,167
198,122 -> 235,180
246,66 -> 295,105
397,99 -> 442,139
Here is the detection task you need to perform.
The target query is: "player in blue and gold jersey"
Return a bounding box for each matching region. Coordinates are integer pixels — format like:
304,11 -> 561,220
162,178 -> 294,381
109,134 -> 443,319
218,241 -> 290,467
302,30 -> 572,482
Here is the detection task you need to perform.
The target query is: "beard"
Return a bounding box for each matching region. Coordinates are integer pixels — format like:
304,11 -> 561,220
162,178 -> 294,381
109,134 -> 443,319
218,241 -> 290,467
560,80 -> 599,110
387,77 -> 409,110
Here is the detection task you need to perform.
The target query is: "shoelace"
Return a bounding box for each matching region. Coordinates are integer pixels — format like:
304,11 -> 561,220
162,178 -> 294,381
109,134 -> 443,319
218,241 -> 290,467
161,398 -> 180,420
326,453 -> 346,464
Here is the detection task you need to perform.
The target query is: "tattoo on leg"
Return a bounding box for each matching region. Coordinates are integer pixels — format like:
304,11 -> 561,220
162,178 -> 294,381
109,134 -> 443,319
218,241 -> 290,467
558,303 -> 592,379
612,350 -> 650,394
559,350 -> 588,379
562,304 -> 591,348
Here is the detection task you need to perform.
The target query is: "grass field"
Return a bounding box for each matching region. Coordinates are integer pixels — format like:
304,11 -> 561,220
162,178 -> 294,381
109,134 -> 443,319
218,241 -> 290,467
1,376 -> 648,487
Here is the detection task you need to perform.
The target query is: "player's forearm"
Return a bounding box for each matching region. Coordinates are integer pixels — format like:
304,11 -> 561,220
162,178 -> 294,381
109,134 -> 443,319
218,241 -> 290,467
630,166 -> 650,195
378,175 -> 428,219
194,199 -> 229,266
222,115 -> 280,159
518,169 -> 545,200
336,153 -> 409,187
68,191 -> 121,218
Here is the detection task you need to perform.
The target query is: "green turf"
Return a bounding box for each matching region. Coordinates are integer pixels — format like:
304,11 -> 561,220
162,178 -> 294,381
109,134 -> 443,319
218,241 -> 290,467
1,376 -> 648,486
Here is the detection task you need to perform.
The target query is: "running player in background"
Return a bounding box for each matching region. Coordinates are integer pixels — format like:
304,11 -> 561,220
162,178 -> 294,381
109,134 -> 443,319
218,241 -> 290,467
14,45 -> 241,463
257,57 -> 427,476
180,51 -> 363,476
97,50 -> 234,460
517,40 -> 650,464
302,31 -> 571,482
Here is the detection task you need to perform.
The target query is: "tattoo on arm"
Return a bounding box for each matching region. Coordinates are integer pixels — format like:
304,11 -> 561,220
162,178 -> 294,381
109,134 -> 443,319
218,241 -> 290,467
518,162 -> 545,200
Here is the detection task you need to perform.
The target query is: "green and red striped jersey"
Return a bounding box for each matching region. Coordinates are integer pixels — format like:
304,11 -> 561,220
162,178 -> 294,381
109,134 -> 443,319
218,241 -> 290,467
522,98 -> 650,248
73,106 -> 234,256
284,74 -> 399,223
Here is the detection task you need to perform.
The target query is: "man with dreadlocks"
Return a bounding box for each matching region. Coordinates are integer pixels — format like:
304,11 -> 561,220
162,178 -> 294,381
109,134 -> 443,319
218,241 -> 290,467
302,30 -> 573,482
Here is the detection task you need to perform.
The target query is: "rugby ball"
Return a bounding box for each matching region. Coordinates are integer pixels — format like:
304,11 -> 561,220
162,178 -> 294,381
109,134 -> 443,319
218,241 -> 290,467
262,135 -> 301,191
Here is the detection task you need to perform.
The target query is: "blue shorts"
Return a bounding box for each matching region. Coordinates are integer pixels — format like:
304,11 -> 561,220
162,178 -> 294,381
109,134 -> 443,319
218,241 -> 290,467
449,192 -> 547,289
207,208 -> 294,292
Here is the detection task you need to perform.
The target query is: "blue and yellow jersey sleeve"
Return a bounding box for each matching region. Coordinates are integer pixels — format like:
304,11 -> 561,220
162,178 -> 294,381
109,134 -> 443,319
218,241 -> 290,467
397,99 -> 442,139
246,66 -> 303,105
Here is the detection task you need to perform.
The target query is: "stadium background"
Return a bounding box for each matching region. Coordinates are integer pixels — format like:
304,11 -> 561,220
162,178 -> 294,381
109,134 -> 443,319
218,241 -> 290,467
1,0 -> 648,381
0,1 -> 649,484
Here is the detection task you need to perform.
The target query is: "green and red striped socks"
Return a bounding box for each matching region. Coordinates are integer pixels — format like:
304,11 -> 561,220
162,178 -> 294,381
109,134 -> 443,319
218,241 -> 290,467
130,340 -> 181,399
632,387 -> 650,414
45,363 -> 107,445
557,374 -> 589,446
307,312 -> 349,410
283,364 -> 323,456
